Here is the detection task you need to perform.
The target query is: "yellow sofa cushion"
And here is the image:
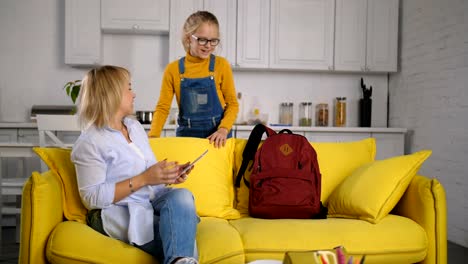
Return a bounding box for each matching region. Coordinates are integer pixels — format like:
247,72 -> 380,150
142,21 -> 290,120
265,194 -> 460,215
33,147 -> 88,223
149,137 -> 240,219
197,217 -> 245,263
47,221 -> 156,263
233,138 -> 376,216
328,150 -> 432,224
229,215 -> 427,264
46,217 -> 245,264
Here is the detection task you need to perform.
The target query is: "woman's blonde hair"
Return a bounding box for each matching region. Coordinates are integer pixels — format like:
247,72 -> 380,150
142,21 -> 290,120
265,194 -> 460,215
181,10 -> 220,52
77,65 -> 130,129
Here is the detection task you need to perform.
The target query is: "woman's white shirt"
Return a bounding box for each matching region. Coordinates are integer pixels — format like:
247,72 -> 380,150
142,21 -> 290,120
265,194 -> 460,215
71,117 -> 166,245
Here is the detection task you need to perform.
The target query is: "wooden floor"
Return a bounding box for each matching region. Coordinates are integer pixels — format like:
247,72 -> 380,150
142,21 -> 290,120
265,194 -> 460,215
1,226 -> 467,263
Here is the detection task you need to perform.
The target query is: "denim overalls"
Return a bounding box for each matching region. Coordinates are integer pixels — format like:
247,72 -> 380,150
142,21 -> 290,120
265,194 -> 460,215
176,54 -> 232,138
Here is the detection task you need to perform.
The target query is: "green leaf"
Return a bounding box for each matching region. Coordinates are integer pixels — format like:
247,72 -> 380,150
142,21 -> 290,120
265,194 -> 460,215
70,85 -> 80,104
63,80 -> 81,104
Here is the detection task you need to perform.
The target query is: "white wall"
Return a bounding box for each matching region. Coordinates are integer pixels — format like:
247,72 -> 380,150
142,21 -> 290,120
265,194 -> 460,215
0,0 -> 389,128
389,0 -> 468,247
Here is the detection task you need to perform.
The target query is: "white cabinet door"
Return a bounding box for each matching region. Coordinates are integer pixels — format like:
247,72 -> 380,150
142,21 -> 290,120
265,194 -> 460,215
101,0 -> 169,34
203,0 -> 237,65
17,129 -> 41,177
371,133 -> 405,160
236,0 -> 270,68
168,0 -> 204,62
65,0 -> 101,66
163,128 -> 176,137
305,132 -> 370,143
168,0 -> 237,64
0,129 -> 17,143
269,0 -> 335,70
334,0 -> 367,71
17,129 -> 38,144
366,0 -> 399,72
334,0 -> 398,72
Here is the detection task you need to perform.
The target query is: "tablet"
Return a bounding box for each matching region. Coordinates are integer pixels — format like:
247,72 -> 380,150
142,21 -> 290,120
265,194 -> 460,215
178,149 -> 208,177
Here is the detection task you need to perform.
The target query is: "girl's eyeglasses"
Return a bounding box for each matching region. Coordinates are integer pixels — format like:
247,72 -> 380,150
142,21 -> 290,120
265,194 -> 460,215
191,35 -> 220,46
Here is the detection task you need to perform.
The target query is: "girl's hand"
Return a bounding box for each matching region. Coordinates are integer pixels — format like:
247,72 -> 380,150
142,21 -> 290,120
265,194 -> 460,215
207,127 -> 228,148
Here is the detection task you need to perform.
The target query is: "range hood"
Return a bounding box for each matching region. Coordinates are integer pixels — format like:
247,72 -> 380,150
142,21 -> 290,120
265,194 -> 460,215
30,105 -> 76,120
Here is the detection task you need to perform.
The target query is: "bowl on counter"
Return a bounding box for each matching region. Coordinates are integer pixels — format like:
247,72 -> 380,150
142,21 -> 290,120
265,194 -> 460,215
135,111 -> 153,124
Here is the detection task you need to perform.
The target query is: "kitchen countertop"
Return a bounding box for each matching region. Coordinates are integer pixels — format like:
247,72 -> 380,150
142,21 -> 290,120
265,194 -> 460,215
141,124 -> 407,133
0,122 -> 407,133
0,122 -> 38,128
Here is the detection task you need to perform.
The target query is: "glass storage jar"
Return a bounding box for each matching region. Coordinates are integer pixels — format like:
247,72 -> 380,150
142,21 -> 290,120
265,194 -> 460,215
279,102 -> 293,126
334,97 -> 347,127
299,102 -> 313,126
316,103 -> 329,126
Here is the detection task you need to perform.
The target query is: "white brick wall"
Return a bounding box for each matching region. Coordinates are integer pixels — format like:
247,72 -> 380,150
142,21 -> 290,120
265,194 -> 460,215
389,0 -> 468,247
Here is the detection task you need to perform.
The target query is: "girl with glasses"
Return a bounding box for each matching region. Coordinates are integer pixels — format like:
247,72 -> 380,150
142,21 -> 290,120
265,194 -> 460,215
148,11 -> 239,148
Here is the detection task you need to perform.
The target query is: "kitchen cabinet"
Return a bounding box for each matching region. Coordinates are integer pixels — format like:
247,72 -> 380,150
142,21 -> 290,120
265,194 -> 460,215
371,132 -> 405,160
269,0 -> 335,70
234,126 -> 407,161
305,131 -> 370,143
168,0 -> 203,62
236,0 -> 270,68
0,129 -> 18,180
237,0 -> 335,70
0,127 -> 39,200
303,130 -> 405,160
334,0 -> 399,72
203,0 -> 237,65
0,129 -> 17,143
168,0 -> 236,64
17,129 -> 38,144
101,0 -> 169,35
64,0 -> 101,66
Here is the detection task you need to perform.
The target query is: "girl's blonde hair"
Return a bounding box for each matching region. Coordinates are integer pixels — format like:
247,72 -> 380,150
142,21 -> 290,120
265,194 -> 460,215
181,10 -> 220,52
78,65 -> 130,129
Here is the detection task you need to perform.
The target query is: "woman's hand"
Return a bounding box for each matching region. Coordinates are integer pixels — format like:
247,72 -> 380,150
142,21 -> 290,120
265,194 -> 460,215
144,160 -> 183,185
173,162 -> 193,184
115,160 -> 186,202
207,127 -> 228,148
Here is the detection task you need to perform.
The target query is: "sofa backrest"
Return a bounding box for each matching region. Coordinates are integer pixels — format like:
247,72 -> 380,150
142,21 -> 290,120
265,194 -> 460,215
233,137 -> 376,217
149,137 -> 241,219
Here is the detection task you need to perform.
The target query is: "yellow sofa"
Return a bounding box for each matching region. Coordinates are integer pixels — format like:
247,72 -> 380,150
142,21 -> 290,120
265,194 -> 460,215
19,137 -> 447,264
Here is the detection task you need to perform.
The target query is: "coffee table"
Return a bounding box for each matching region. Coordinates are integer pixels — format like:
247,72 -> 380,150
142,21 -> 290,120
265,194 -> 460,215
247,260 -> 282,264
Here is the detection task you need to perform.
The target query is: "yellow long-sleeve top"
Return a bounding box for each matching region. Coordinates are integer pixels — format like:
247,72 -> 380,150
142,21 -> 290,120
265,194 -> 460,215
148,53 -> 239,138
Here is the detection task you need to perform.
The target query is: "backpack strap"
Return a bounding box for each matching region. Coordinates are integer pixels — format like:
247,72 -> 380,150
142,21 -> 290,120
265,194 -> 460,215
235,124 -> 276,187
278,129 -> 293,134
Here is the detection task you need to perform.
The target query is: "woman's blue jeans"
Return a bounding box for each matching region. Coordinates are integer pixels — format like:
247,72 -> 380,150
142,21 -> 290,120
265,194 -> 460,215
137,188 -> 199,264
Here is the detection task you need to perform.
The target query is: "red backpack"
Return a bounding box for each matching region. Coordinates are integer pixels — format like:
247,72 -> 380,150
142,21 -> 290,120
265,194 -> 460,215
235,124 -> 327,219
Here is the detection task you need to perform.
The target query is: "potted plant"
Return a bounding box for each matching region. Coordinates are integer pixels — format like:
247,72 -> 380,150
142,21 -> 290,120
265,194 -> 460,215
63,80 -> 81,104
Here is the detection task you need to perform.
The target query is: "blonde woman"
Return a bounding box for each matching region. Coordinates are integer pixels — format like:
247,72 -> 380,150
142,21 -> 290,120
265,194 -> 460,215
71,65 -> 199,264
149,11 -> 239,148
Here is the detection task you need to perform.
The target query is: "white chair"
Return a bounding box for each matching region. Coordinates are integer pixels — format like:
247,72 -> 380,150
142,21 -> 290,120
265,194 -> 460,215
36,114 -> 81,171
0,143 -> 37,242
0,114 -> 81,242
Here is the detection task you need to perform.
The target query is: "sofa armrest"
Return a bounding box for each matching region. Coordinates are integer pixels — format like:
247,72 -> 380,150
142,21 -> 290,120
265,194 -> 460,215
393,175 -> 447,264
20,170 -> 65,264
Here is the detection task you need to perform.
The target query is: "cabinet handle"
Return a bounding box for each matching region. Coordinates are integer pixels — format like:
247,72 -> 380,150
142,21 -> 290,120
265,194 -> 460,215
132,24 -> 140,30
328,66 -> 334,70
